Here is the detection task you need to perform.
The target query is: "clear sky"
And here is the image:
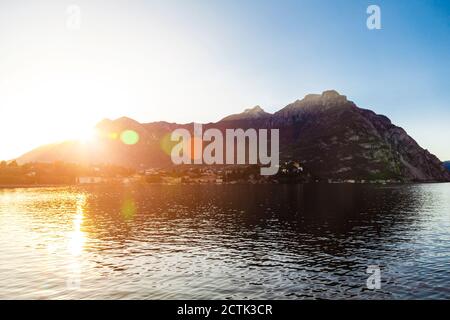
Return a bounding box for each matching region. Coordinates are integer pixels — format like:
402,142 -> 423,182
0,0 -> 449,160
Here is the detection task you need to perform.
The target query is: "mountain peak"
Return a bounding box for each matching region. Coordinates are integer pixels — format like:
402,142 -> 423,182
220,105 -> 271,122
275,90 -> 351,117
95,116 -> 144,138
301,90 -> 347,102
115,116 -> 141,125
322,89 -> 340,97
244,105 -> 265,113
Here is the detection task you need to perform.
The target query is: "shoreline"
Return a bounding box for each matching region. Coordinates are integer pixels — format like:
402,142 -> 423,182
0,184 -> 74,189
1,181 -> 449,189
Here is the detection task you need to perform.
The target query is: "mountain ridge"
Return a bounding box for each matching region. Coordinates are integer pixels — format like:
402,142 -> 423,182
221,106 -> 272,122
16,90 -> 450,182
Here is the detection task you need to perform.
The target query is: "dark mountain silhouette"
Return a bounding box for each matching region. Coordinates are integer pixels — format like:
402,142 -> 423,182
16,90 -> 450,182
221,106 -> 272,122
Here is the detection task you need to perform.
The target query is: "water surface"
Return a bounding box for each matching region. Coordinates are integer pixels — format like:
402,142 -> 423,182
0,183 -> 449,299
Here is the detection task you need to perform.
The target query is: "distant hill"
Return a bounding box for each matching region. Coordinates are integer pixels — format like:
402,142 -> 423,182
16,90 -> 450,182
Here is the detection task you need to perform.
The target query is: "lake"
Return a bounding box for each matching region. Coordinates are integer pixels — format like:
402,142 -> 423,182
0,183 -> 449,299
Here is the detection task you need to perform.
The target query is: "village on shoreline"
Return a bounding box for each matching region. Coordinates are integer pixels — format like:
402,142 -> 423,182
0,160 -> 410,188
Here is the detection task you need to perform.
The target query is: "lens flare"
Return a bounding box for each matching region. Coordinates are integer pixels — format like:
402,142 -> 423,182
160,133 -> 176,156
121,197 -> 137,220
120,130 -> 140,145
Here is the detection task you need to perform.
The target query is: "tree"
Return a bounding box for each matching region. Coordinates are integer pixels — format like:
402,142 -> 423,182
8,160 -> 18,167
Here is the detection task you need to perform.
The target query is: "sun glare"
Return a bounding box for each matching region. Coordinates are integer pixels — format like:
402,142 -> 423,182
76,127 -> 98,144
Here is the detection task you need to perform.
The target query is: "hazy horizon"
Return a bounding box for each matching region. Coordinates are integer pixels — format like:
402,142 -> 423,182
1,0 -> 449,161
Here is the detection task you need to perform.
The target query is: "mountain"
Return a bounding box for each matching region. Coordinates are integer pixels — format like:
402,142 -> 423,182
16,90 -> 450,182
268,90 -> 450,181
221,106 -> 272,121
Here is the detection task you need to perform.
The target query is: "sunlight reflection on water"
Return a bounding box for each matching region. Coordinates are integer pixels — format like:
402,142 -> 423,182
0,183 -> 449,299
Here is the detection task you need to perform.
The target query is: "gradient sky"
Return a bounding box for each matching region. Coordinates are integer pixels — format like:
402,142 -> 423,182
0,0 -> 449,160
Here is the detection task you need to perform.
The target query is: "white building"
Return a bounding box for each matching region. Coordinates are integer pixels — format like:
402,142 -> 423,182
77,177 -> 105,184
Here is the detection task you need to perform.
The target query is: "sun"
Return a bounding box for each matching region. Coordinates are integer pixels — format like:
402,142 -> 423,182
76,127 -> 98,144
